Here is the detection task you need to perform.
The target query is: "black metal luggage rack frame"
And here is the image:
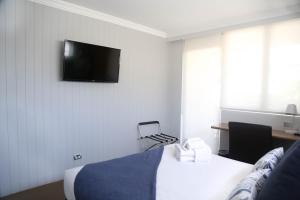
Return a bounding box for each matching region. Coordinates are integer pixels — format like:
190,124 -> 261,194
138,121 -> 178,151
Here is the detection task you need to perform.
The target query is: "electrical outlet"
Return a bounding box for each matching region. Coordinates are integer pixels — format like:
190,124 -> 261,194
73,154 -> 82,160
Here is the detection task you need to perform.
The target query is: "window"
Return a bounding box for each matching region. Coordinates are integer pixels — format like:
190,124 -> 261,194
222,26 -> 265,110
182,35 -> 221,151
221,18 -> 300,112
182,18 -> 300,148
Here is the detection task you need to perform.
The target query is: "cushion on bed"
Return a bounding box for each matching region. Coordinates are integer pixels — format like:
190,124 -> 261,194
226,169 -> 271,200
257,140 -> 300,200
252,147 -> 284,171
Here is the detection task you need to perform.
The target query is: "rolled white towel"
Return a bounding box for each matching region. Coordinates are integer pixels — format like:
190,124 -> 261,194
175,144 -> 194,157
175,139 -> 212,162
175,144 -> 197,162
178,156 -> 194,162
193,144 -> 212,162
185,139 -> 205,150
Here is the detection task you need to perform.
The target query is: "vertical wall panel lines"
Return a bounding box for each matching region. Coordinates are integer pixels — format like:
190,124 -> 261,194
0,0 -> 9,196
6,0 -> 17,194
24,1 -> 31,189
15,0 -> 27,190
0,0 -> 179,197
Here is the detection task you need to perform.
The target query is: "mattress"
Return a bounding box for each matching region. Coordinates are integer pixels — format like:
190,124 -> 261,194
64,144 -> 253,200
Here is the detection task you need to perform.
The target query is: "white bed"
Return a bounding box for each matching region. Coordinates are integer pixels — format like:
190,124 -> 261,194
64,144 -> 253,200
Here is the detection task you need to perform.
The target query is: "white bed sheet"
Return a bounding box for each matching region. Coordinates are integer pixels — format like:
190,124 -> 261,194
64,145 -> 253,200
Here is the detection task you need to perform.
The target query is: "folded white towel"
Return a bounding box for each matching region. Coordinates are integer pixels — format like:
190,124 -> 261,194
193,146 -> 211,162
175,144 -> 194,157
178,155 -> 194,162
185,139 -> 205,150
175,138 -> 212,162
175,144 -> 193,161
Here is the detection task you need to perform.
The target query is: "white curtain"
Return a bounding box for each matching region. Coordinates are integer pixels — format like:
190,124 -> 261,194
222,18 -> 300,112
182,35 -> 221,152
182,18 -> 300,150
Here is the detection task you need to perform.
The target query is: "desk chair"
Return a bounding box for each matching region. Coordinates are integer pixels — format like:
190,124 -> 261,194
228,122 -> 273,164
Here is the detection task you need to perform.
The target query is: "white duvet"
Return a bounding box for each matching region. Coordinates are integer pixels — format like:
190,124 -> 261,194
64,144 -> 253,200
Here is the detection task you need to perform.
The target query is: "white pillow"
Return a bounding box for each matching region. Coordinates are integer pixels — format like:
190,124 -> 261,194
253,147 -> 284,171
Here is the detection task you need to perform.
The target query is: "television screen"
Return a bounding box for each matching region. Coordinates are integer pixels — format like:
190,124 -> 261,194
63,40 -> 121,82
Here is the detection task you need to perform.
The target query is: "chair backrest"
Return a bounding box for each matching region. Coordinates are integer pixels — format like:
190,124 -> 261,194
229,122 -> 273,164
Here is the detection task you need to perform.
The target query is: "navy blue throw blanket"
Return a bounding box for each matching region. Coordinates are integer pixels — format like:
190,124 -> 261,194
74,147 -> 164,200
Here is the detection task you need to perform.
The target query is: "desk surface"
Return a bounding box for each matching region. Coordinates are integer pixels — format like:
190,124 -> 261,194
211,123 -> 300,141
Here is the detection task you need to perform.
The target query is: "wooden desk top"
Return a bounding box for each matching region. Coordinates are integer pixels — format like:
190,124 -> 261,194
211,123 -> 300,141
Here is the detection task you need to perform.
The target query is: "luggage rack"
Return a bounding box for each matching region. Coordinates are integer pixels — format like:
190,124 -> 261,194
138,121 -> 178,151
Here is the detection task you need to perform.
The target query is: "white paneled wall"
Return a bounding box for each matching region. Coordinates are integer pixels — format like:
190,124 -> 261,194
0,0 -> 179,197
167,40 -> 184,140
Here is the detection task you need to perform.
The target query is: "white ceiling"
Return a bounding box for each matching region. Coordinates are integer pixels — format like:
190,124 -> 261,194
64,0 -> 300,38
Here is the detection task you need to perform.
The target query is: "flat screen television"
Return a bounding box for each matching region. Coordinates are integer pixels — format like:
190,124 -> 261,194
63,40 -> 121,83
